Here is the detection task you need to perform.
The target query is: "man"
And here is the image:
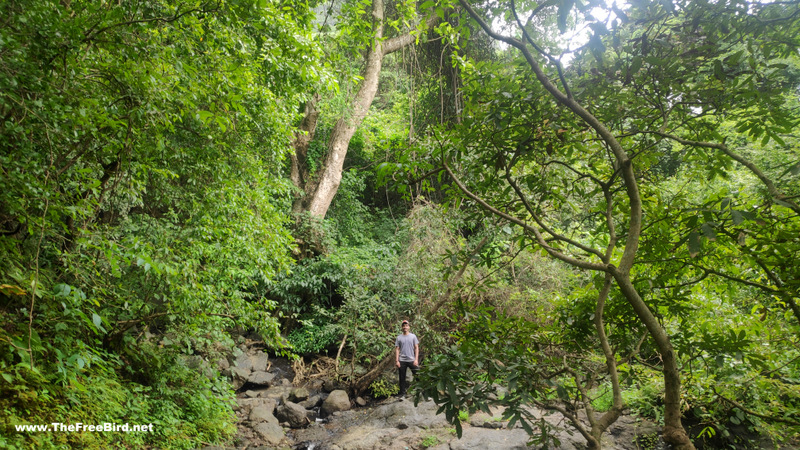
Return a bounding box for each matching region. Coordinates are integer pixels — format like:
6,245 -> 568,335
395,319 -> 419,397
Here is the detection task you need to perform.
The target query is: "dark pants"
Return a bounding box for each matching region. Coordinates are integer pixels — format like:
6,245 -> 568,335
398,361 -> 419,395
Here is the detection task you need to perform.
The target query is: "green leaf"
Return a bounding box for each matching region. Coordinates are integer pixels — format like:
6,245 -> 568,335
92,313 -> 102,329
630,56 -> 642,73
713,60 -> 725,80
731,210 -> 744,225
556,384 -> 569,401
687,231 -> 701,257
700,223 -> 716,241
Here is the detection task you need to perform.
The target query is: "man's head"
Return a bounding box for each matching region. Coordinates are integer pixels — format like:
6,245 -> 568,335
401,320 -> 410,333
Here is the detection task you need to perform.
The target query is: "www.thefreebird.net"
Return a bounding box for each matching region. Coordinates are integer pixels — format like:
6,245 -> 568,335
15,422 -> 154,433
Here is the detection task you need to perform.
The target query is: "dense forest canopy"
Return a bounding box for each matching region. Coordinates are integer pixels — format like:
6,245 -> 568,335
1,0 -> 798,448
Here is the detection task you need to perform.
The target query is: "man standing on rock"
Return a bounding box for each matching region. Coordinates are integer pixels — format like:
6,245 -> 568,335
395,319 -> 419,397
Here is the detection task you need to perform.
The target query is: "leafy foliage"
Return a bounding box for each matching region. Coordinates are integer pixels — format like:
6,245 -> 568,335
369,375 -> 400,398
0,0 -> 320,446
403,0 -> 800,447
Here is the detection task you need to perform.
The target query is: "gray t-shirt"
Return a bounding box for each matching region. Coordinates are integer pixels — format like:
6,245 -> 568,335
395,333 -> 419,362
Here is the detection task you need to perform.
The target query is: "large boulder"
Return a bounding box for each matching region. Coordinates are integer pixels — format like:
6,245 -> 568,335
233,351 -> 254,373
259,385 -> 293,402
236,397 -> 276,416
321,390 -> 351,416
247,370 -> 276,386
233,350 -> 269,373
252,421 -> 285,446
248,402 -> 285,447
249,352 -> 270,372
249,403 -> 278,423
276,401 -> 310,428
447,426 -> 531,450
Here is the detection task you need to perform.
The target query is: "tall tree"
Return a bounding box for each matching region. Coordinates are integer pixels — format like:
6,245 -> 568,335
405,0 -> 800,448
290,0 -> 437,220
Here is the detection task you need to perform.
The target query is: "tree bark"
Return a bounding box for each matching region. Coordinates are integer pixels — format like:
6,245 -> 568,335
295,0 -> 436,219
290,94 -> 321,214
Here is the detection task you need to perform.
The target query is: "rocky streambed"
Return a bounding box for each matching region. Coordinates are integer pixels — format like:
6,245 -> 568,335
203,338 -> 663,450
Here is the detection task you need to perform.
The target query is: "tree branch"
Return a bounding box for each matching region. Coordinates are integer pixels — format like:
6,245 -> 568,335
443,158 -> 607,271
651,131 -> 800,215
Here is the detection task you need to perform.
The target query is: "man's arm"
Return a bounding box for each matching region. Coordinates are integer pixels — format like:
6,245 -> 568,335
395,345 -> 401,368
413,343 -> 419,366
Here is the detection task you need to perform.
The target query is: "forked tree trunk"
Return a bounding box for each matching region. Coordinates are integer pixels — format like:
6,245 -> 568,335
291,0 -> 435,220
457,2 -> 695,448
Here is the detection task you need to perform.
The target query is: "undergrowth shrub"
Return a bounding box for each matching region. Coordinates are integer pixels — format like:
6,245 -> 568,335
0,347 -> 236,449
287,313 -> 340,355
369,376 -> 399,398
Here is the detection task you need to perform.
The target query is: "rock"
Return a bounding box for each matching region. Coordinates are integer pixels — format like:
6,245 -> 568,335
216,357 -> 230,371
234,352 -> 254,373
258,385 -> 293,402
248,371 -> 276,386
291,422 -> 329,444
355,397 -> 367,407
289,387 -> 310,402
246,388 -> 271,398
244,389 -> 260,398
322,378 -> 345,393
276,401 -> 309,428
252,421 -> 284,446
484,420 -> 504,429
239,398 -> 276,418
230,366 -> 251,390
366,399 -> 449,429
299,394 -> 323,409
250,352 -> 270,372
249,404 -> 278,423
321,390 -> 351,415
447,427 -> 530,450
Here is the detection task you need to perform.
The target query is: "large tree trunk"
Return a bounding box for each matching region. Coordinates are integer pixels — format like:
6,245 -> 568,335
291,0 -> 435,220
290,94 -> 321,214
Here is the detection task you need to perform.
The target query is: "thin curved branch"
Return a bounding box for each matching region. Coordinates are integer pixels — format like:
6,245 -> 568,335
83,2 -> 222,43
593,274 -> 624,433
532,398 -> 596,446
443,159 -> 607,272
651,132 -> 800,215
459,0 -> 642,274
382,13 -> 439,55
503,170 -> 607,260
510,0 -> 573,99
716,389 -> 800,426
